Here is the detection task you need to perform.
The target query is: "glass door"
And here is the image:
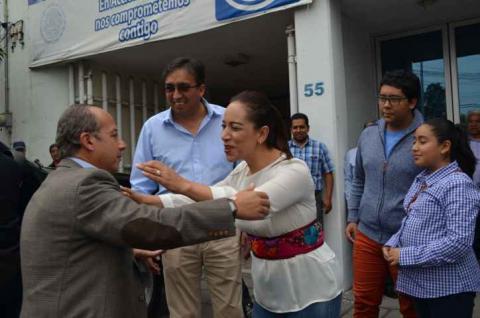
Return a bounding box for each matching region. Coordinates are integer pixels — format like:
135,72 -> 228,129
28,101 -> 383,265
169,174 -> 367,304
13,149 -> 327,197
451,22 -> 480,124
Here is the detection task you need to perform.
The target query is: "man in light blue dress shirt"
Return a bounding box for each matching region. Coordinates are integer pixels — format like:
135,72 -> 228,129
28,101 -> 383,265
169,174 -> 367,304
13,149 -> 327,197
130,57 -> 240,318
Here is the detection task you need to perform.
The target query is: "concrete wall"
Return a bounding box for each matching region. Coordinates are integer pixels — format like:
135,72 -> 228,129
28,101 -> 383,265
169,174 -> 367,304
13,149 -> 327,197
295,0 -> 351,289
4,0 -> 69,164
341,15 -> 378,149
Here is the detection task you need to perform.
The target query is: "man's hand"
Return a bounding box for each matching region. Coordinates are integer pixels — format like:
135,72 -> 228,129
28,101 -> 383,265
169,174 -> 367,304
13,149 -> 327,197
322,197 -> 332,214
234,184 -> 270,220
121,186 -> 163,207
133,248 -> 164,274
136,161 -> 189,194
322,172 -> 334,214
345,222 -> 358,243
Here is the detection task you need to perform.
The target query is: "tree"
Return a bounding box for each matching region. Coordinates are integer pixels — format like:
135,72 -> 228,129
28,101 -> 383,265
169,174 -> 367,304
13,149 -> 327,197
422,83 -> 447,119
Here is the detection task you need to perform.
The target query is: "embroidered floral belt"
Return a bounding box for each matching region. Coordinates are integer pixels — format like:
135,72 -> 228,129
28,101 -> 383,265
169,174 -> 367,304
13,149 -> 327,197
248,220 -> 324,260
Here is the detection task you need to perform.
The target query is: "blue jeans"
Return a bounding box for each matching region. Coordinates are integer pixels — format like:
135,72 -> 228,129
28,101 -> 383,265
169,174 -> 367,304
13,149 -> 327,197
252,293 -> 342,318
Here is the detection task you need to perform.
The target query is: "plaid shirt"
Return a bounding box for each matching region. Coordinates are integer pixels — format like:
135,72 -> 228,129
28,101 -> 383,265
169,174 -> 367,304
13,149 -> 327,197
288,138 -> 334,191
386,161 -> 480,298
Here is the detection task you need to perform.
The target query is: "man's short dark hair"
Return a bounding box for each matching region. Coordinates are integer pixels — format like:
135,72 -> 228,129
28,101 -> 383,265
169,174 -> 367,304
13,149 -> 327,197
162,57 -> 205,85
290,113 -> 309,127
56,105 -> 100,159
380,70 -> 421,102
49,143 -> 58,152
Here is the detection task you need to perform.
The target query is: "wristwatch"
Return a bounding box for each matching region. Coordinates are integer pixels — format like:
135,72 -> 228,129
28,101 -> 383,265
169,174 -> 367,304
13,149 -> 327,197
227,198 -> 238,219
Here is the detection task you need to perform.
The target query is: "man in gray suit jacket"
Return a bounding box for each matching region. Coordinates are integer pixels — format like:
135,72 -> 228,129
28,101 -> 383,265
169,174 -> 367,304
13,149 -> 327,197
20,105 -> 269,318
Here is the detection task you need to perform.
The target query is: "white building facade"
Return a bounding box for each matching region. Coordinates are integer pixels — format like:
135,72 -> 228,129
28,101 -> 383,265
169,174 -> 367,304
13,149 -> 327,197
1,0 -> 479,289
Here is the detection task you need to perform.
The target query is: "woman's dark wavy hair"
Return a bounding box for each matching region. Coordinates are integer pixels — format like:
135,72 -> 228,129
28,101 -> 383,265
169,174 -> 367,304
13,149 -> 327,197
424,118 -> 476,177
230,91 -> 292,159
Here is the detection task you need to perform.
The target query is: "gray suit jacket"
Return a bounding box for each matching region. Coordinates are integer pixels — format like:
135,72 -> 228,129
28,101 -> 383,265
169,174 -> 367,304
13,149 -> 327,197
20,159 -> 236,318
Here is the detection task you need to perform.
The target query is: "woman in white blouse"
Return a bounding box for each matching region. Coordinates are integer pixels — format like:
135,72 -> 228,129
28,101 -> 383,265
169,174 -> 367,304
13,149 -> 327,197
130,91 -> 342,317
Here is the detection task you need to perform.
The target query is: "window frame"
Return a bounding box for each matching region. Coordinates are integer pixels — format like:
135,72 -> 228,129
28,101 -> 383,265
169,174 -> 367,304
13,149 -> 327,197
448,17 -> 480,123
375,24 -> 459,122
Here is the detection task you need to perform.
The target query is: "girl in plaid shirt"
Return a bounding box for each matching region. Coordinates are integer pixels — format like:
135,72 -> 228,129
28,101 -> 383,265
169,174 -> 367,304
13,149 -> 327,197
383,118 -> 480,318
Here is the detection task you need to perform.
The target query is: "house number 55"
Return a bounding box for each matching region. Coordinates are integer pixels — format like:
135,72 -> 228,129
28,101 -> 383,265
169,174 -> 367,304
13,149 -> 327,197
304,82 -> 325,97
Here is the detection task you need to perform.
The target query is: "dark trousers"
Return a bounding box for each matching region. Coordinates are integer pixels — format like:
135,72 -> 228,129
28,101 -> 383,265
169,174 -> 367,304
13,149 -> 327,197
0,270 -> 22,318
413,292 -> 476,318
474,213 -> 480,260
314,190 -> 323,229
147,264 -> 169,318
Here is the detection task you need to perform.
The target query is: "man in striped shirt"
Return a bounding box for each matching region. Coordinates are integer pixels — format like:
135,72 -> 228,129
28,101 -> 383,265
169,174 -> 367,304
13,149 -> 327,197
288,113 -> 334,226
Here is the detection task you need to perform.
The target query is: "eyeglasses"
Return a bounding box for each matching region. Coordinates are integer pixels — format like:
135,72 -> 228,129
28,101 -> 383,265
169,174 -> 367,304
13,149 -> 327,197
377,95 -> 408,106
164,83 -> 200,93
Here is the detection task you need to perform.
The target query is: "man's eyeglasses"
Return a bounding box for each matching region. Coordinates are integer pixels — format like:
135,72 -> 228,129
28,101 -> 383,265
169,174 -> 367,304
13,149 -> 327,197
164,83 -> 200,93
377,95 -> 408,106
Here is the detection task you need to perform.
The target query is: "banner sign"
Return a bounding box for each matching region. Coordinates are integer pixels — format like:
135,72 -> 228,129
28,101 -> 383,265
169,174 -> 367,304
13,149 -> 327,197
28,0 -> 312,67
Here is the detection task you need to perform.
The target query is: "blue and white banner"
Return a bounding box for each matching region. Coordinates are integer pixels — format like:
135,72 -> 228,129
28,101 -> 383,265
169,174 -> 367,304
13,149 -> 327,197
28,0 -> 312,67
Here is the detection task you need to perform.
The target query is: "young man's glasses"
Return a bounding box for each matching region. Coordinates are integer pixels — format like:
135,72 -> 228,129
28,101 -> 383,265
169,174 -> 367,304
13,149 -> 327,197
164,83 -> 200,93
377,95 -> 408,106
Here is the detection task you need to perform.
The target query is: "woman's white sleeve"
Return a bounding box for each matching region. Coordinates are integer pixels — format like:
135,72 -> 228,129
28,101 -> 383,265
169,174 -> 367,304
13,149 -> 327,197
255,162 -> 313,213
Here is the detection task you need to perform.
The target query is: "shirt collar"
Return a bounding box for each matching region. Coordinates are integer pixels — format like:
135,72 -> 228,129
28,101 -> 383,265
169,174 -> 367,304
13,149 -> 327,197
378,109 -> 424,139
163,98 -> 219,124
415,161 -> 460,187
68,157 -> 97,169
289,137 -> 310,148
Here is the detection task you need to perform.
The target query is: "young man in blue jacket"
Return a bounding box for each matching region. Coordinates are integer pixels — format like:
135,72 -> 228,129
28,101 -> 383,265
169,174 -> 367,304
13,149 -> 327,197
346,70 -> 423,318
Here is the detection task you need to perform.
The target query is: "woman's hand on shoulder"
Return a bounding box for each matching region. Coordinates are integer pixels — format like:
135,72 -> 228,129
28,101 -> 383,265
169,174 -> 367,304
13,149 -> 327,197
136,161 -> 190,194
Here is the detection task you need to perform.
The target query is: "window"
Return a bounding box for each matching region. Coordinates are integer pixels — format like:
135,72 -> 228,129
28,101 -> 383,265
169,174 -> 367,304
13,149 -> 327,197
379,30 -> 447,120
453,23 -> 480,124
378,21 -> 480,124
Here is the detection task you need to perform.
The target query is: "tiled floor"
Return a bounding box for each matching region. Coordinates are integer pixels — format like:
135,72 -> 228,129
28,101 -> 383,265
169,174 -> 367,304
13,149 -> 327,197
199,273 -> 480,318
340,289 -> 402,318
162,257 -> 480,317
340,290 -> 480,318
200,286 -> 404,318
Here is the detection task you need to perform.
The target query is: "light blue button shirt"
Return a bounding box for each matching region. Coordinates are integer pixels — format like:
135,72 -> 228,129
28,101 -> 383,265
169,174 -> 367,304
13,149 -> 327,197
130,100 -> 233,194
